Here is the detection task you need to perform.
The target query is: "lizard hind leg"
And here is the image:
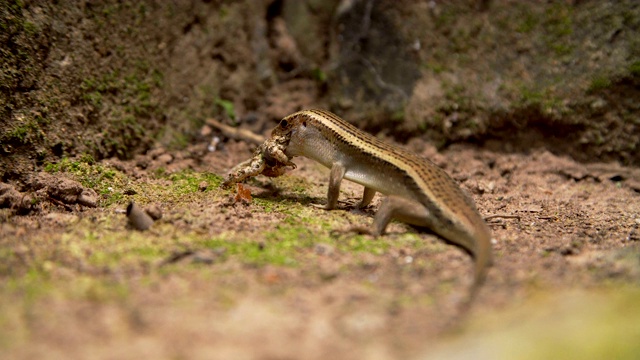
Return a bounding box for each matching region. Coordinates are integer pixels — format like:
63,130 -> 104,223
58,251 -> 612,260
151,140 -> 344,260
348,195 -> 433,236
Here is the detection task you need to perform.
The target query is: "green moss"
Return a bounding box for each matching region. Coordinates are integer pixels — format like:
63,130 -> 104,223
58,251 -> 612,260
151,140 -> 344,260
215,98 -> 236,121
433,7 -> 458,30
443,83 -> 467,103
520,87 -> 544,105
516,10 -> 538,34
551,43 -> 574,57
6,117 -> 42,144
538,3 -> 574,58
422,61 -> 445,74
195,209 -> 400,267
3,266 -> 51,306
202,235 -> 297,267
516,84 -> 565,116
253,198 -> 278,213
1,265 -> 128,320
78,153 -> 96,165
88,242 -> 166,267
77,60 -> 164,158
164,169 -> 223,194
629,61 -> 640,77
83,91 -> 103,107
337,234 -> 389,254
43,157 -> 127,206
168,131 -> 189,150
71,276 -> 129,303
312,68 -> 327,83
21,20 -> 37,35
153,167 -> 167,178
391,109 -> 405,122
218,5 -> 230,19
151,69 -> 164,87
270,175 -> 313,196
37,166 -> 221,207
543,4 -> 573,37
588,75 -> 612,93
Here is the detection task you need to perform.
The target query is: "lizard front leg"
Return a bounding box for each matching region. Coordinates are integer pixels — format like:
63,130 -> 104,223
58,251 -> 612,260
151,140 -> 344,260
311,162 -> 346,210
357,187 -> 376,209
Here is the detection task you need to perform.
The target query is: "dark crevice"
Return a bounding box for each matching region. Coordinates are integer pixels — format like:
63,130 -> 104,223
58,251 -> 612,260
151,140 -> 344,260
266,0 -> 283,21
182,15 -> 201,34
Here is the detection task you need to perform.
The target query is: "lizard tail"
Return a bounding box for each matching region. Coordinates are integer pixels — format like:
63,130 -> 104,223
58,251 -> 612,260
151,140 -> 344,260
460,228 -> 493,313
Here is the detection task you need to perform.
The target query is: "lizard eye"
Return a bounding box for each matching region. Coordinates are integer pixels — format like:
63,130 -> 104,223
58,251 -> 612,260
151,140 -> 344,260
279,119 -> 288,128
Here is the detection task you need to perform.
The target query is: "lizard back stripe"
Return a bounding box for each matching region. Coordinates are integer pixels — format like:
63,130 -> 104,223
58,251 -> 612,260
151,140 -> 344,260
285,109 -> 488,242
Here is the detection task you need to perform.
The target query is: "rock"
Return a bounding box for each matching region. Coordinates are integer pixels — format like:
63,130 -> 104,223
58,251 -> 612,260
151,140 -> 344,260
200,124 -> 212,137
314,243 -> 335,256
51,178 -> 83,203
145,204 -> 163,220
126,201 -> 154,231
0,182 -> 35,213
77,188 -> 98,207
156,153 -> 173,164
0,183 -> 22,208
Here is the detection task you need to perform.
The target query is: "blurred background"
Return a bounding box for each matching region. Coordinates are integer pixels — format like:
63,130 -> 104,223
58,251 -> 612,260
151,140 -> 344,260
2,0 -> 638,180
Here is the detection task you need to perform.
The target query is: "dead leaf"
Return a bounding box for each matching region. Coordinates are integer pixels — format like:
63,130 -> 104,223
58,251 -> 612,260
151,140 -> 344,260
235,183 -> 252,204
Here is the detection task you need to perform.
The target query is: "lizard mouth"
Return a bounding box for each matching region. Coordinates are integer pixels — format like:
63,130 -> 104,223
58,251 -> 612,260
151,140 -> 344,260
263,151 -> 286,167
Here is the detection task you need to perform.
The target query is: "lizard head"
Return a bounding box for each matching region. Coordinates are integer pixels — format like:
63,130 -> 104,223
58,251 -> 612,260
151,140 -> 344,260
271,113 -> 301,138
271,112 -> 309,156
271,113 -> 306,155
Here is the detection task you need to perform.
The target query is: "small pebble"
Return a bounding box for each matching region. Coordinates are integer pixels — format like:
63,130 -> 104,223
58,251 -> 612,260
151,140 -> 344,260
156,153 -> 173,164
314,243 -> 335,256
126,201 -> 154,231
208,136 -> 221,152
200,124 -> 212,137
145,204 -> 163,220
77,188 -> 98,207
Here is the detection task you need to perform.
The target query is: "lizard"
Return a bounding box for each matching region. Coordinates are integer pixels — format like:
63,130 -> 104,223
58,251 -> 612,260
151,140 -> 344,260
222,109 -> 493,299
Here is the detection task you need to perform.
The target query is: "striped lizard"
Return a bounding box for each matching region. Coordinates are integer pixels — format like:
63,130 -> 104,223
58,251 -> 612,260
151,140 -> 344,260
223,109 -> 493,298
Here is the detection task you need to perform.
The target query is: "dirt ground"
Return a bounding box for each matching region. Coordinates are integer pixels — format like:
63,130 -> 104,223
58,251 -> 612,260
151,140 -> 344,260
1,137 -> 640,359
1,1 -> 640,359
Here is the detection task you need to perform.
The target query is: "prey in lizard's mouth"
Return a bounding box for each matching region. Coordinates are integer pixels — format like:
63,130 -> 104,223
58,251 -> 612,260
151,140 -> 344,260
221,127 -> 296,188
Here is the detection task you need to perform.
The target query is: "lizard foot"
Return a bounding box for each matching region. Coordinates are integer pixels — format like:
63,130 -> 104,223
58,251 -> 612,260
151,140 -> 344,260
310,203 -> 328,210
329,225 -> 380,238
310,200 -> 352,210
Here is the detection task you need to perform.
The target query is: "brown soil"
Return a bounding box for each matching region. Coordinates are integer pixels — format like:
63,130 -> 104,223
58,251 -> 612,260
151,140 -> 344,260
1,1 -> 640,359
2,137 -> 639,359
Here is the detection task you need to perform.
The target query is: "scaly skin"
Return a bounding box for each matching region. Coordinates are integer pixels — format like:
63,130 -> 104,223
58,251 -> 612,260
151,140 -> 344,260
274,110 -> 492,294
224,109 -> 493,301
